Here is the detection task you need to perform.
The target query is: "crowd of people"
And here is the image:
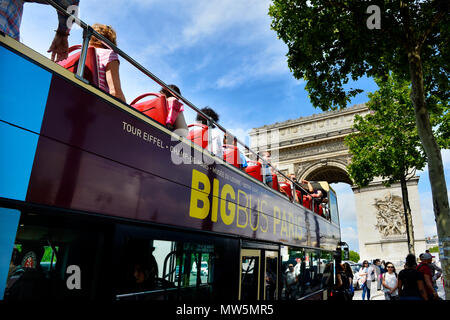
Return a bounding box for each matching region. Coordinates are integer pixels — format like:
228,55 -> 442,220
331,251 -> 443,301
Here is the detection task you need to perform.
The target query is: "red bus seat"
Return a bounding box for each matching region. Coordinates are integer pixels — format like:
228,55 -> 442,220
130,93 -> 168,126
302,195 -> 312,210
187,124 -> 208,148
223,144 -> 240,168
58,45 -> 99,87
279,182 -> 292,200
245,161 -> 262,182
272,174 -> 279,191
295,190 -> 302,204
318,205 -> 324,217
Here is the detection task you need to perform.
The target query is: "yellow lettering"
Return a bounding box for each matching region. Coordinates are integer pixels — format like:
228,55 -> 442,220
297,216 -> 303,240
281,210 -> 288,237
220,184 -> 236,225
189,169 -> 210,219
260,200 -> 268,233
288,212 -> 294,239
211,178 -> 220,222
236,190 -> 248,229
249,196 -> 259,231
273,206 -> 280,235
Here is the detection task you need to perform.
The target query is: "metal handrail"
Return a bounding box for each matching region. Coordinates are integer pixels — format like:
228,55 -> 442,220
44,0 -> 316,204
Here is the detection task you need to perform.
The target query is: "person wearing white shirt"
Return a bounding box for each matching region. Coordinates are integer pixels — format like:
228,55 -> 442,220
382,262 -> 399,300
196,107 -> 223,159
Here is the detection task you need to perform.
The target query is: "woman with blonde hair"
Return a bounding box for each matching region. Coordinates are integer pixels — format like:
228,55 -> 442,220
89,23 -> 126,102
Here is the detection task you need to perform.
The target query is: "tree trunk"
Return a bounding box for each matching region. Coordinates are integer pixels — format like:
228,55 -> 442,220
408,50 -> 450,299
400,177 -> 415,255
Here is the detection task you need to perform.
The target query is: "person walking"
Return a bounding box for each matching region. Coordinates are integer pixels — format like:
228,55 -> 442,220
381,262 -> 398,300
417,253 -> 440,300
397,254 -> 428,300
359,260 -> 373,300
343,262 -> 354,300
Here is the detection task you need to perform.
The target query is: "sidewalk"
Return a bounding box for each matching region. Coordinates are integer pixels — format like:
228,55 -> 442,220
353,277 -> 446,301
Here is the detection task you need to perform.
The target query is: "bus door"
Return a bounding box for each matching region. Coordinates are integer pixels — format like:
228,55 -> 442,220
239,248 -> 279,301
264,250 -> 278,300
239,249 -> 260,300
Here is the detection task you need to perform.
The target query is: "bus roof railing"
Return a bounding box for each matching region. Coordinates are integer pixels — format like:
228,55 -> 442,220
45,0 -> 314,203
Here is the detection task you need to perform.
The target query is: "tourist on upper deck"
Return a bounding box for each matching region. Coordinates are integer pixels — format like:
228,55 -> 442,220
85,23 -> 126,103
0,0 -> 79,62
196,107 -> 223,159
259,151 -> 273,188
223,133 -> 247,170
288,174 -> 300,202
301,179 -> 324,202
159,84 -> 188,138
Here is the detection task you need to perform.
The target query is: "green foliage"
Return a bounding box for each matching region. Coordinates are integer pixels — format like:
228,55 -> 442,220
268,0 -> 449,110
342,250 -> 360,263
428,246 -> 439,253
345,74 -> 427,187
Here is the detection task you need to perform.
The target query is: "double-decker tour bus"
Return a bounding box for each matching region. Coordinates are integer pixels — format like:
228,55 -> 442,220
0,1 -> 343,301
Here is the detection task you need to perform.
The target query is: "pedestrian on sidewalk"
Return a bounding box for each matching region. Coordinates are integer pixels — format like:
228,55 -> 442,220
359,260 -> 374,300
398,254 -> 428,300
343,262 -> 354,300
381,262 -> 399,300
417,253 -> 440,300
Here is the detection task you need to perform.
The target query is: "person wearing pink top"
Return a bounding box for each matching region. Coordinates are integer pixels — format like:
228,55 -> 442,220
88,24 -> 126,102
159,85 -> 188,138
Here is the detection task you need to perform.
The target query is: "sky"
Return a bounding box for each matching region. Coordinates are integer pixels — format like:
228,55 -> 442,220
18,0 -> 449,254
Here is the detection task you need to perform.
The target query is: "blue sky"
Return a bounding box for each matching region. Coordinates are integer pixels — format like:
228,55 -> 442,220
19,0 -> 449,254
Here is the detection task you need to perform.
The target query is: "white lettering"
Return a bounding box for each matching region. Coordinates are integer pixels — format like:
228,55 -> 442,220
66,265 -> 81,290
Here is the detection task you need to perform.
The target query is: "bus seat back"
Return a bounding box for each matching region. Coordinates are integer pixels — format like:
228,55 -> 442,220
187,124 -> 208,148
245,161 -> 262,182
280,183 -> 292,200
59,45 -> 99,87
223,144 -> 240,168
272,174 -> 279,191
302,195 -> 312,210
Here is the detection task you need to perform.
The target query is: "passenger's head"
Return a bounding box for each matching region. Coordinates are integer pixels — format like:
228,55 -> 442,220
362,260 -> 369,268
288,264 -> 294,271
160,84 -> 181,98
223,133 -> 236,145
89,24 -> 117,48
134,263 -> 149,284
197,107 -> 219,128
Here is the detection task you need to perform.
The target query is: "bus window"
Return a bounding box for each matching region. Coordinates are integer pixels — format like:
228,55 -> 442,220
115,238 -> 215,300
320,251 -> 334,290
328,190 -> 340,226
2,211 -> 107,301
281,246 -> 334,299
0,208 -> 21,300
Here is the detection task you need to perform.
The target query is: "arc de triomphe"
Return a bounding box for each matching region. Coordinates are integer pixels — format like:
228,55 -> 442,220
249,103 -> 426,262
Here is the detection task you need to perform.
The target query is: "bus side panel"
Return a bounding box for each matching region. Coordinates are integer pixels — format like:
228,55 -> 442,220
21,63 -> 340,251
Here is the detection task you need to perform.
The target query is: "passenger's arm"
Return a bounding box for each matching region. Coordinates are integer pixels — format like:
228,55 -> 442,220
173,112 -> 188,138
105,60 -> 126,103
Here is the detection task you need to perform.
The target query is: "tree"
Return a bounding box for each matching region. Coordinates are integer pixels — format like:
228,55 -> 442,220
345,74 -> 430,255
342,250 -> 361,263
269,0 -> 449,298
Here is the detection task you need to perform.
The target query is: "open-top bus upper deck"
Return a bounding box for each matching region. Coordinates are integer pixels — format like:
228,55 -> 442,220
0,32 -> 340,250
